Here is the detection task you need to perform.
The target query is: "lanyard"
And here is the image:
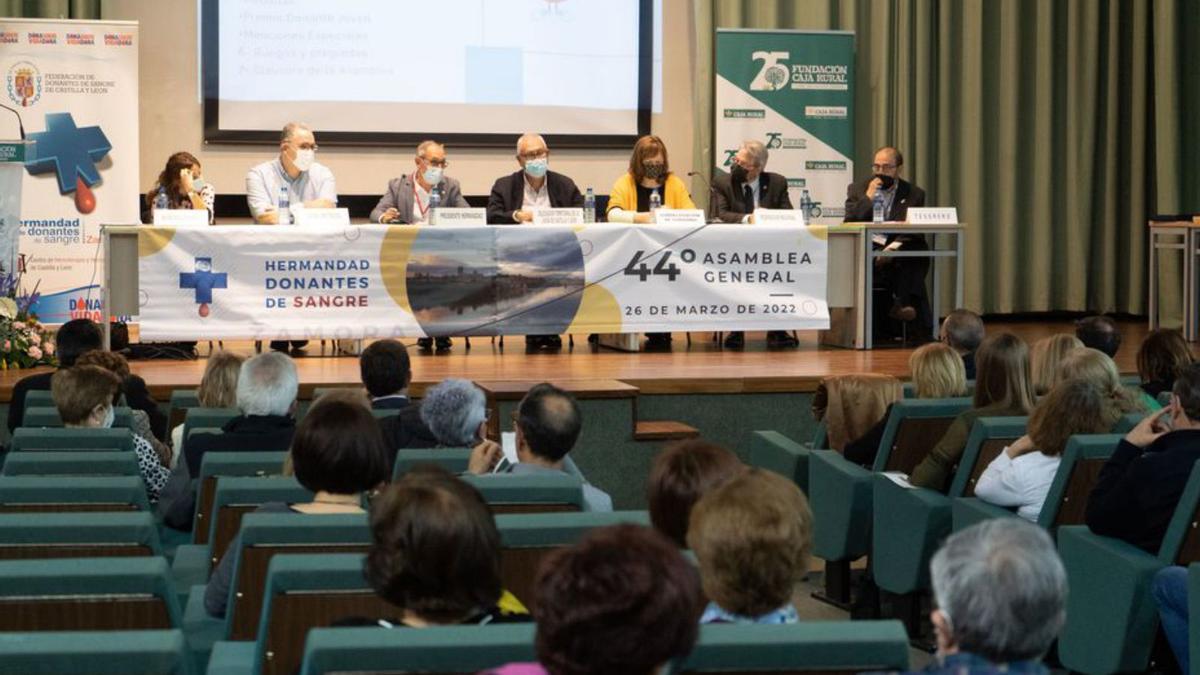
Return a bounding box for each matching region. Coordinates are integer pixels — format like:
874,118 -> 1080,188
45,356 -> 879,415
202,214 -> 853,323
412,173 -> 430,217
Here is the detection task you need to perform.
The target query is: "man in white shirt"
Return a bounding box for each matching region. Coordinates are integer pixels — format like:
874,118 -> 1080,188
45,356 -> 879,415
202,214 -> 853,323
245,122 -> 337,224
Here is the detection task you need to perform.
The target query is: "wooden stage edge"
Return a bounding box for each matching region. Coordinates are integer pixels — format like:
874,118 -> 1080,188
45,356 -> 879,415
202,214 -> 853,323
0,321 -> 1158,403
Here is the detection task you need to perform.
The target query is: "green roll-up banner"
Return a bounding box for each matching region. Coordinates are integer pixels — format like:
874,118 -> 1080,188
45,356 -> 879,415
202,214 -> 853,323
714,29 -> 855,224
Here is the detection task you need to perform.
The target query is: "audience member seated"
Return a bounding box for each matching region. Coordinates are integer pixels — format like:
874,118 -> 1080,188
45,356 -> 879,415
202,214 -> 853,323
337,465 -> 530,628
7,318 -> 167,437
360,339 -> 412,410
486,524 -> 702,675
908,333 -> 1037,491
910,519 -> 1066,675
1058,347 -> 1153,412
168,350 -> 245,465
158,351 -> 300,531
1086,364 -> 1200,553
1152,565 -> 1191,674
468,383 -> 613,512
646,439 -> 745,548
419,378 -> 489,449
688,468 -> 813,624
204,394 -> 389,617
1076,314 -> 1122,359
1137,328 -> 1194,400
51,365 -> 170,503
1029,333 -> 1083,396
844,343 -> 965,467
975,379 -> 1121,522
75,350 -> 171,467
940,308 -> 985,380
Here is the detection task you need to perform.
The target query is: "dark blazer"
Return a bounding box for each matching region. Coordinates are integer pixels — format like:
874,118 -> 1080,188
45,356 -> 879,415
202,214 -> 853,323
1086,429 -> 1200,553
7,370 -> 166,440
712,171 -> 793,223
369,174 -> 469,224
486,170 -> 584,224
843,177 -> 926,225
378,404 -> 438,464
962,351 -> 977,381
371,396 -> 410,411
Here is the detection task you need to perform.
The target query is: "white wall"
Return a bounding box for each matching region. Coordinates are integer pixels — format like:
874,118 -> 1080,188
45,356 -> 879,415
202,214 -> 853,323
101,0 -> 699,201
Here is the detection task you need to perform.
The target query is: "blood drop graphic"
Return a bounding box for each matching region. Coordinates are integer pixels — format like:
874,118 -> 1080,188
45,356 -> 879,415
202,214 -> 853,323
198,303 -> 210,318
74,177 -> 96,214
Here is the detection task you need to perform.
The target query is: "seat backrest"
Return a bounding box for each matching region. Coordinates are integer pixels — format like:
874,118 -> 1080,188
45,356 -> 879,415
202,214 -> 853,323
1113,411 -> 1145,433
393,447 -> 473,480
678,620 -> 910,673
948,416 -> 1028,498
903,380 -> 975,399
208,477 -> 313,571
299,624 -> 537,675
1158,463 -> 1200,565
257,553 -> 393,675
371,408 -> 400,419
8,427 -> 137,454
193,451 -> 287,545
0,629 -> 195,675
225,512 -> 371,642
181,407 -> 240,450
0,475 -> 150,512
496,511 -> 650,608
461,473 -> 585,514
21,389 -> 54,411
21,406 -> 134,429
0,556 -> 181,631
0,511 -> 161,559
167,389 -> 200,431
1037,434 -> 1122,529
872,398 -> 973,475
1,451 -> 139,477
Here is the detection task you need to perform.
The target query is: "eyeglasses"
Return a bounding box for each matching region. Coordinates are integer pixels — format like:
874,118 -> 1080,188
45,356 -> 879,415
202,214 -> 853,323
294,142 -> 318,151
519,150 -> 549,160
423,157 -> 449,168
871,163 -> 897,171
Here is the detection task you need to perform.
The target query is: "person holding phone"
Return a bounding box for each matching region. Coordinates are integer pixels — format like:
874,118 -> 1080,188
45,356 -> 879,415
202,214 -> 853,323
144,151 -> 214,224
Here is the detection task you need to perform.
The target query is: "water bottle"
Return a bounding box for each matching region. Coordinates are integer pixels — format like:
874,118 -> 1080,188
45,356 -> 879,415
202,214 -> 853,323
583,187 -> 596,223
872,189 -> 885,223
649,189 -> 662,214
278,185 -> 290,225
428,187 -> 442,225
153,190 -> 168,211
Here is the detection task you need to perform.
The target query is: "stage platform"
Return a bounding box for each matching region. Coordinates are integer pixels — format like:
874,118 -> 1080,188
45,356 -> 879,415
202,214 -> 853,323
0,319 -> 1154,403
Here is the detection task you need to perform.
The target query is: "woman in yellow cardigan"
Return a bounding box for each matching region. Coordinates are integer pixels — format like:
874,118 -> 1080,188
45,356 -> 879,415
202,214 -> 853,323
606,135 -> 696,223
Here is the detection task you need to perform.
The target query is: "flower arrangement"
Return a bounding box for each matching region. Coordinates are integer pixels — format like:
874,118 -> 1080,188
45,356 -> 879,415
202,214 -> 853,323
0,269 -> 55,370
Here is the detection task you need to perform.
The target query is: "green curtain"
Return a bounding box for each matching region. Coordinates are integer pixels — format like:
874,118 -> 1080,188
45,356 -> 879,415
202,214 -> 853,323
693,0 -> 1200,315
0,0 -> 99,18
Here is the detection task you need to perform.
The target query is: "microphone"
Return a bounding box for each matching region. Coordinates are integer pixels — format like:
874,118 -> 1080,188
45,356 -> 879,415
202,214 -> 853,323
0,103 -> 26,140
687,170 -> 718,222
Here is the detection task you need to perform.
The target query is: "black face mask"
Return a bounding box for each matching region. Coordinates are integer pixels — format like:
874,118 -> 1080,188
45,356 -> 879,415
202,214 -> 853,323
874,173 -> 896,190
730,162 -> 749,184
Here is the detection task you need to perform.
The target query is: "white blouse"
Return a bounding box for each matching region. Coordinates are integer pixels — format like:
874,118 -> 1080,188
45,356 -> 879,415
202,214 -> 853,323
974,448 -> 1062,523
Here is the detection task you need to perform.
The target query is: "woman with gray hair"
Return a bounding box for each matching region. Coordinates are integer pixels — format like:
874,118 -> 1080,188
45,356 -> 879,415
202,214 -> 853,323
419,378 -> 488,448
919,518 -> 1066,674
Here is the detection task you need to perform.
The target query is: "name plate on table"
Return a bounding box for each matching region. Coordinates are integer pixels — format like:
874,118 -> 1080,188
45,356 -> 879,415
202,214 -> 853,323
152,209 -> 208,227
432,208 -> 487,225
753,208 -> 806,227
292,207 -> 350,226
906,207 -> 959,225
532,208 -> 584,225
653,209 -> 706,226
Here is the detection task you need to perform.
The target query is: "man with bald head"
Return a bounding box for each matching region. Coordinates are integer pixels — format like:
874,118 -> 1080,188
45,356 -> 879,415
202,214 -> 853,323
246,122 -> 338,224
370,140 -> 469,225
845,146 -> 929,340
486,133 -> 584,225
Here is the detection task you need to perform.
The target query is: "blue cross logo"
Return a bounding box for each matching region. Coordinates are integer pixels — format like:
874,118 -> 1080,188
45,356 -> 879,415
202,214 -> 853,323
179,257 -> 227,305
24,112 -> 111,194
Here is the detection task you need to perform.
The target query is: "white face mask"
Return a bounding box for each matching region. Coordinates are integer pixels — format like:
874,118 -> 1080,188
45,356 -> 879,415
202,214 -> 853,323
422,166 -> 443,186
101,405 -> 115,429
292,148 -> 315,172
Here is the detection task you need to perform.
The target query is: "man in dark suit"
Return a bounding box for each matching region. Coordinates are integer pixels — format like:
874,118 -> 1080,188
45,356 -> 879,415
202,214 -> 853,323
359,339 -> 411,410
940,308 -> 984,380
844,146 -> 929,341
486,133 -> 584,350
157,351 -> 298,531
713,140 -> 797,349
1086,363 -> 1200,553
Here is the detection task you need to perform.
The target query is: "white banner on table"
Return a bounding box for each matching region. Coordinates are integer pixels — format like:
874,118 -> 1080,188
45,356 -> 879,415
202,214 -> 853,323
135,223 -> 829,340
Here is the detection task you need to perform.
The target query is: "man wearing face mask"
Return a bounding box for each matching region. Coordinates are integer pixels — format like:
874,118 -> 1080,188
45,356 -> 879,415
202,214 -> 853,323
486,133 -> 584,225
844,146 -> 929,340
246,122 -> 338,225
369,140 -> 469,226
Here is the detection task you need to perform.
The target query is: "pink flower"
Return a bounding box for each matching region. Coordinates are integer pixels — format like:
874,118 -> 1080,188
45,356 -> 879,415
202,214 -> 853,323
12,322 -> 25,330
44,342 -> 54,355
27,345 -> 42,360
2,341 -> 9,352
28,333 -> 40,346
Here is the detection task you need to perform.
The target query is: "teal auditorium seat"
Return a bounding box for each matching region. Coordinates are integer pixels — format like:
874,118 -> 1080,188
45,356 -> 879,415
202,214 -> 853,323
181,407 -> 240,448
371,408 -> 400,419
951,434 -> 1121,533
0,556 -> 182,631
21,405 -> 134,429
902,380 -> 975,399
1114,410 -> 1145,433
21,389 -> 54,410
1057,462 -> 1200,674
299,624 -> 538,675
462,472 -> 586,513
872,417 -> 1027,601
0,475 -> 150,512
1,450 -> 138,476
678,621 -> 910,673
748,430 -> 814,494
7,426 -> 137,454
0,629 -> 195,675
393,446 -> 473,480
809,397 -> 971,604
193,451 -> 288,545
0,511 -> 162,559
167,389 -> 200,430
